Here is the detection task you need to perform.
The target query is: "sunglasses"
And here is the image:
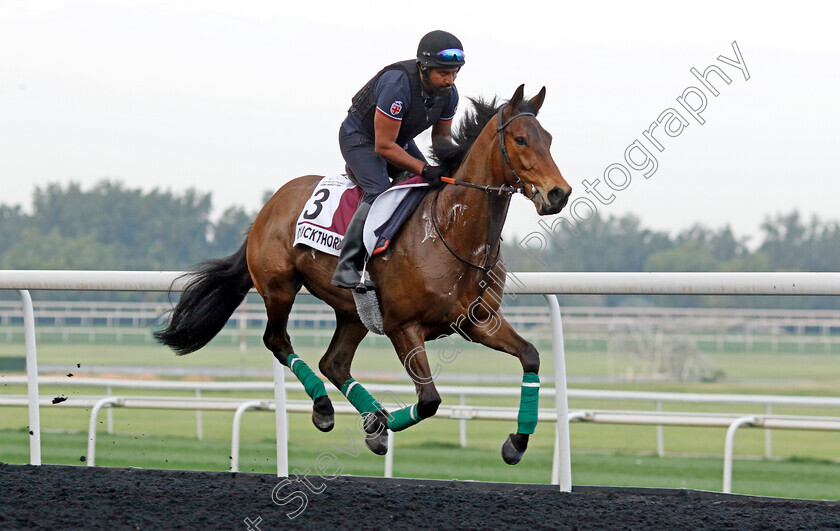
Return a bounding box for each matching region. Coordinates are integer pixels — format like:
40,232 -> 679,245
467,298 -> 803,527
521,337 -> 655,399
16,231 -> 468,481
424,48 -> 465,62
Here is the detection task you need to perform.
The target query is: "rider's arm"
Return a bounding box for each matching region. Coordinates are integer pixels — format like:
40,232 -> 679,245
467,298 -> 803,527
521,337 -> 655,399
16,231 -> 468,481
431,119 -> 454,146
373,112 -> 427,175
431,86 -> 458,148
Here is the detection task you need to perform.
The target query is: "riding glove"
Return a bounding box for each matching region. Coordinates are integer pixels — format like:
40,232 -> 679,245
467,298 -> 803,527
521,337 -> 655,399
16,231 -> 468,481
421,165 -> 446,187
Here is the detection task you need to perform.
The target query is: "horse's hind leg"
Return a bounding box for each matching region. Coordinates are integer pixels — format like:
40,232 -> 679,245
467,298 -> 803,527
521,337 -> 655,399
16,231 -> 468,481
318,316 -> 390,455
263,289 -> 335,432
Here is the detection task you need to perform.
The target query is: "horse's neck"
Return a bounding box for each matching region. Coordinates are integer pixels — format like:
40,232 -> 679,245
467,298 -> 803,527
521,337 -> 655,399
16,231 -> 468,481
434,134 -> 511,266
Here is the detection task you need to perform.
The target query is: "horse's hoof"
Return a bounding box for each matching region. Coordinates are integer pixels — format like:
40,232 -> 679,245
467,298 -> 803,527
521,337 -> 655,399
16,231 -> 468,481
363,412 -> 389,456
312,411 -> 334,432
501,433 -> 526,465
364,431 -> 389,455
312,396 -> 335,432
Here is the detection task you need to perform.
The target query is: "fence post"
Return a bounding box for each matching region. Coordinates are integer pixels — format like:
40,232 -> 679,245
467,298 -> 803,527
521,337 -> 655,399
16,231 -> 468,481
723,416 -> 756,493
555,411 -> 587,485
87,397 -> 122,466
656,400 -> 664,457
230,400 -> 265,472
459,393 -> 467,448
19,290 -> 41,466
106,385 -> 114,434
765,404 -> 772,458
196,389 -> 203,441
273,358 -> 289,477
545,294 -> 572,492
385,431 -> 395,478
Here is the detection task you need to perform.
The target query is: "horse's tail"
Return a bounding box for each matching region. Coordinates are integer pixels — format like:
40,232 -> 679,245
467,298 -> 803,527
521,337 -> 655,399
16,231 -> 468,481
154,233 -> 254,355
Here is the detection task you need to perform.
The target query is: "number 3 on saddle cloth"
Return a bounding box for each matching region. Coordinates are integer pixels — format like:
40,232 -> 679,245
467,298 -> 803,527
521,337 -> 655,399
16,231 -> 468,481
293,173 -> 430,259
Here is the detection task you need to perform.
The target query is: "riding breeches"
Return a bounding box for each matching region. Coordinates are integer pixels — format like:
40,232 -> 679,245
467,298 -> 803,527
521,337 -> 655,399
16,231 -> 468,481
338,123 -> 426,205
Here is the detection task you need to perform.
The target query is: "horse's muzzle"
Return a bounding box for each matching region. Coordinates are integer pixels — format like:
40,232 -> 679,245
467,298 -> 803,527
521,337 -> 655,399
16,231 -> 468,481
539,186 -> 571,215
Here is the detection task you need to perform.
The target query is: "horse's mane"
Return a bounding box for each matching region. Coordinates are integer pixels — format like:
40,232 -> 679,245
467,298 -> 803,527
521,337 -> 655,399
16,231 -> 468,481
431,96 -> 540,175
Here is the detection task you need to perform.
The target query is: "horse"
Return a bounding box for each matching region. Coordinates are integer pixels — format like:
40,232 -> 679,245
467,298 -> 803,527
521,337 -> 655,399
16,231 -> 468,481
155,84 -> 572,465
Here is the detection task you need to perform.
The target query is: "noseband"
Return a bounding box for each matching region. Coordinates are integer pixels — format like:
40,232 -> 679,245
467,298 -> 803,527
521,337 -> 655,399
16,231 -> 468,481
431,103 -> 535,272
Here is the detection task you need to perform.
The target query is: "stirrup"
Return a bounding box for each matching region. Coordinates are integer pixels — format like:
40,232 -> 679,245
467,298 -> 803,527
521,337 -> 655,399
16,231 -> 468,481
355,259 -> 375,294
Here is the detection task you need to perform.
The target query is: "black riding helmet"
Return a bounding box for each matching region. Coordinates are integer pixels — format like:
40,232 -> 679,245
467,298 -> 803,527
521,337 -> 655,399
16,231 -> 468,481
417,30 -> 465,68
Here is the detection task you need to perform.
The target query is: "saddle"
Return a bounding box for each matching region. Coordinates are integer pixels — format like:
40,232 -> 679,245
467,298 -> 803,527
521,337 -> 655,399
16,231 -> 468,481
294,172 -> 431,259
297,169 -> 432,335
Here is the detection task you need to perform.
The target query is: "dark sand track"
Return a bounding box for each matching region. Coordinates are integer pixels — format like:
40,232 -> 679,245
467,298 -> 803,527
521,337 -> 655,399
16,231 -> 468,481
2,464 -> 839,529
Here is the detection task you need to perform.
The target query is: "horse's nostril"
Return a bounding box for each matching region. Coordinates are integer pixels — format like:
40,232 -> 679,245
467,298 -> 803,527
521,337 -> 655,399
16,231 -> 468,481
547,186 -> 565,205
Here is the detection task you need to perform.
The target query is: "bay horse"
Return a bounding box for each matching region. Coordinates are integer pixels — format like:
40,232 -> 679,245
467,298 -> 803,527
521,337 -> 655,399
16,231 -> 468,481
155,84 -> 571,465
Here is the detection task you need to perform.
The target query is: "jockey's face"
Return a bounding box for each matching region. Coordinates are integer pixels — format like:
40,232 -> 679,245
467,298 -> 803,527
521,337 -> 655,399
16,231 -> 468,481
423,66 -> 459,96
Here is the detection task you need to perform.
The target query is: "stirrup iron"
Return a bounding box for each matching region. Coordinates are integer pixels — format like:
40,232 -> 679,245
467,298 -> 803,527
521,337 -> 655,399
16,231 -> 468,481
355,257 -> 371,294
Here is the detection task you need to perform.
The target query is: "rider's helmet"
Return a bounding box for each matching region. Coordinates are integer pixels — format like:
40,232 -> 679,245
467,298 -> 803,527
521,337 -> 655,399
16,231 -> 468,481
417,30 -> 465,68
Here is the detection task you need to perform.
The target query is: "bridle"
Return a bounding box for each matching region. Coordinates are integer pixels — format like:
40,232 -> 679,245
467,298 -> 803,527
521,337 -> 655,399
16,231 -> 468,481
431,103 -> 535,272
440,103 -> 534,196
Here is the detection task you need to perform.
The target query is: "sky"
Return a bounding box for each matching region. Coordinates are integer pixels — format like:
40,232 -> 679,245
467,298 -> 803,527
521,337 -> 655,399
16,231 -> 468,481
2,1 -> 839,246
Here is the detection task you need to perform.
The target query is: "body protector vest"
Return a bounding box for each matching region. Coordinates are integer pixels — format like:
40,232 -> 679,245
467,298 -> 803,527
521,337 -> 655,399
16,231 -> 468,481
348,59 -> 448,147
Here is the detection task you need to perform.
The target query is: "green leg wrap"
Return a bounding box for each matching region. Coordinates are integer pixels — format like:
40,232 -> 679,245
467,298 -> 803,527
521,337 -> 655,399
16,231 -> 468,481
386,404 -> 423,432
287,353 -> 327,400
517,372 -> 540,434
340,378 -> 384,416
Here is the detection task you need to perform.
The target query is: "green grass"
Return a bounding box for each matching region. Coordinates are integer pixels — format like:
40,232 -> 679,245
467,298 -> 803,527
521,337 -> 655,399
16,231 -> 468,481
2,390 -> 840,499
3,326 -> 840,499
3,377 -> 839,463
2,423 -> 839,500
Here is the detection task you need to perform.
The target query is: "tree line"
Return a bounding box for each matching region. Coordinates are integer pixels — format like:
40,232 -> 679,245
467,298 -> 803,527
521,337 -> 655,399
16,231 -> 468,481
0,181 -> 257,271
503,211 -> 840,308
1,180 -> 838,307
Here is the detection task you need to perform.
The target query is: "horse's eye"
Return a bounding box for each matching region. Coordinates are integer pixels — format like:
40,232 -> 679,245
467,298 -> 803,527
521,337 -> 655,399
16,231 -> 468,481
514,136 -> 527,146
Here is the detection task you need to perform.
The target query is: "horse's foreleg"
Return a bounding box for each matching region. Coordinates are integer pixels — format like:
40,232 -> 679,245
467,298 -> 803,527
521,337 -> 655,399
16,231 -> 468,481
387,326 -> 441,432
318,317 -> 390,455
468,318 -> 540,465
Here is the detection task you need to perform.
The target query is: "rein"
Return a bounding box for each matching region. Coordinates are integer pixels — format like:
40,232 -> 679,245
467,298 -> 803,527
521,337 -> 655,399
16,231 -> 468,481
431,103 -> 535,272
439,176 -> 521,195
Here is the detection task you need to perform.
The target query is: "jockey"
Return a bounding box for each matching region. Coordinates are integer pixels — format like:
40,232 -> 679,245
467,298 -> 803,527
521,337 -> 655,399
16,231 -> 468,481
331,30 -> 465,290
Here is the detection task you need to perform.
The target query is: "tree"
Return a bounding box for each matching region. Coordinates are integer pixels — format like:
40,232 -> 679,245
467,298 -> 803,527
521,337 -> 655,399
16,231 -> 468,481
2,228 -> 121,270
759,211 -> 807,271
28,180 -> 214,269
0,204 -> 30,257
644,240 -> 718,272
210,206 -> 253,257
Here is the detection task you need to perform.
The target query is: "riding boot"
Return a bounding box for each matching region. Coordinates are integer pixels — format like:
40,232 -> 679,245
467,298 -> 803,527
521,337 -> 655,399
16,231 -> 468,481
331,202 -> 375,291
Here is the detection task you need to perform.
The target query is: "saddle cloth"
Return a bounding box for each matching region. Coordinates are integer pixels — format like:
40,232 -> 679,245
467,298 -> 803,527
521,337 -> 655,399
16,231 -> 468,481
293,173 -> 430,257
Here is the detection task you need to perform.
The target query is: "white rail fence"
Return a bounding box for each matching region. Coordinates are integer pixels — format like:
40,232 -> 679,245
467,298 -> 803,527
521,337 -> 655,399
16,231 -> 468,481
3,375 -> 840,493
3,270 -> 840,494
7,301 -> 840,356
6,375 -> 840,456
5,393 -> 838,493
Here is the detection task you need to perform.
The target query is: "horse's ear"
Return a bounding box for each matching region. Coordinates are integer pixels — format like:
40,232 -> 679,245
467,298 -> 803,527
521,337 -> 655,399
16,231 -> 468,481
508,84 -> 525,112
527,86 -> 546,113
